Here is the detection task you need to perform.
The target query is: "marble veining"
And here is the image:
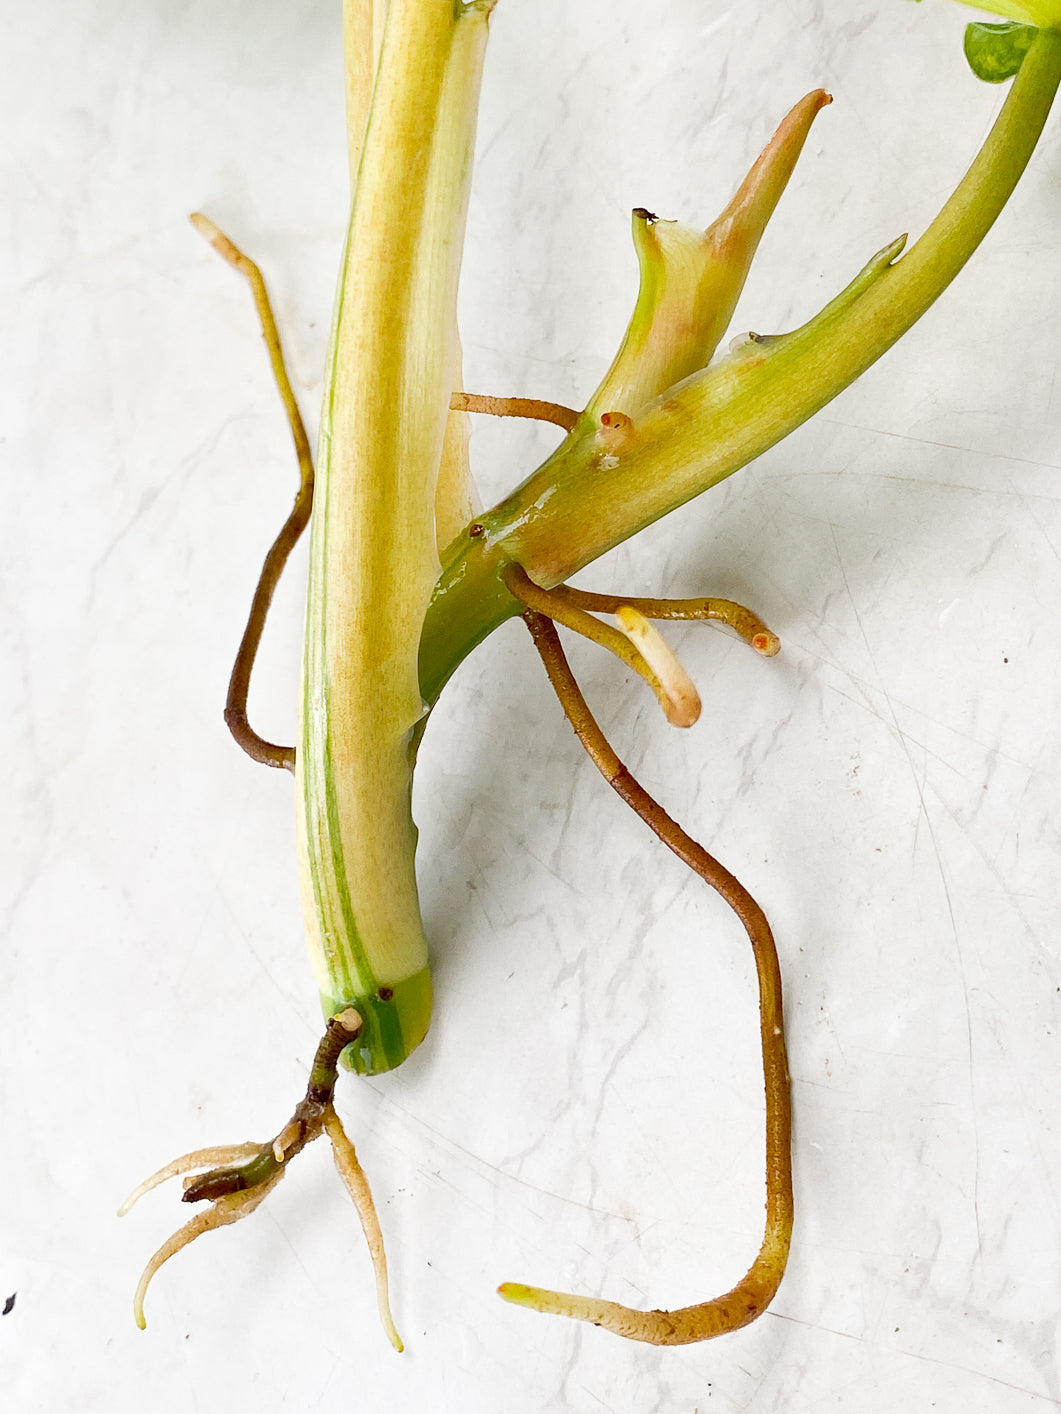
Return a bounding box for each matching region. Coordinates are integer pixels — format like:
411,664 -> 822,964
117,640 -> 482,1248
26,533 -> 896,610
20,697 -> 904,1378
3,1 -> 1060,1410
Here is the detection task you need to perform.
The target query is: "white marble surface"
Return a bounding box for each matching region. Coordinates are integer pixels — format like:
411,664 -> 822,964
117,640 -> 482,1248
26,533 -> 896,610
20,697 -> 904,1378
4,1 -> 1061,1409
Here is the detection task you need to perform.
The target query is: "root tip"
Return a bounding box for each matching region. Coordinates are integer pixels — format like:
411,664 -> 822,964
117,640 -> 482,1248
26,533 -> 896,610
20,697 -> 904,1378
752,631 -> 781,657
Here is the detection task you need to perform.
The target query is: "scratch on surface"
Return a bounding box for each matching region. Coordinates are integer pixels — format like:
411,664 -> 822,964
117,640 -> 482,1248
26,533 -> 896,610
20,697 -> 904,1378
770,1312 -> 1061,1406
392,1102 -> 634,1223
814,415 -> 1061,478
827,526 -> 985,1263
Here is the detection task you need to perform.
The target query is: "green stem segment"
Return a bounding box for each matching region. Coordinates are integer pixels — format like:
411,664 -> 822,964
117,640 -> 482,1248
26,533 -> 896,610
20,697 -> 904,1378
419,29 -> 1061,704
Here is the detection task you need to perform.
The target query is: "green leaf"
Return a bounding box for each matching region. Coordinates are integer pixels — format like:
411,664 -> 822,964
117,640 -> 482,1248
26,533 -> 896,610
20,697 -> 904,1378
964,21 -> 1038,81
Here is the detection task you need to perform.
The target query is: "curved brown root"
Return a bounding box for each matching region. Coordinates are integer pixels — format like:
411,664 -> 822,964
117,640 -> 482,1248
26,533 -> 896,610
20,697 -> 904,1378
497,1228 -> 790,1346
190,213 -> 314,773
506,608 -> 792,1345
548,582 -> 781,657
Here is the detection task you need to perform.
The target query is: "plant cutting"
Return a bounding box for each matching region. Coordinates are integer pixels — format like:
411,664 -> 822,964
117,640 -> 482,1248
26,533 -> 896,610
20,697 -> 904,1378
119,0 -> 1061,1350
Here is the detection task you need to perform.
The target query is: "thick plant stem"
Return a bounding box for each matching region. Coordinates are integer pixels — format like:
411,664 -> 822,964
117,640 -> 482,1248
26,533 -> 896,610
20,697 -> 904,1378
296,0 -> 496,1072
498,612 -> 792,1344
419,30 -> 1061,704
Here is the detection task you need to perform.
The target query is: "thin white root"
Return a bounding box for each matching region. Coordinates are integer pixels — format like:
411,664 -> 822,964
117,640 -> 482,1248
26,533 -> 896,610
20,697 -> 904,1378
614,606 -> 702,727
132,1167 -> 284,1330
323,1104 -> 404,1353
118,1143 -> 262,1217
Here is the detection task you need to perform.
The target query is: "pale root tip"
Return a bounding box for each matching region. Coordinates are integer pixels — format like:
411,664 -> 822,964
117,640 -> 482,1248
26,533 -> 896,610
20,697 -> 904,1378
752,631 -> 781,657
189,212 -> 240,263
497,1280 -> 572,1318
189,211 -> 218,240
133,1278 -> 149,1330
118,1181 -> 148,1218
614,606 -> 701,728
663,691 -> 701,729
497,1281 -> 538,1309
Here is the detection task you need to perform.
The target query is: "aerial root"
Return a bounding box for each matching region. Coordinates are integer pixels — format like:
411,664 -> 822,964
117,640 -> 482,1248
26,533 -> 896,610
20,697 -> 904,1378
449,390 -> 579,432
121,1009 -> 402,1348
503,609 -> 792,1345
324,1105 -> 404,1352
612,605 -> 701,727
131,1168 -> 284,1330
548,581 -> 781,657
190,212 -> 313,772
503,563 -> 781,729
117,1144 -> 261,1217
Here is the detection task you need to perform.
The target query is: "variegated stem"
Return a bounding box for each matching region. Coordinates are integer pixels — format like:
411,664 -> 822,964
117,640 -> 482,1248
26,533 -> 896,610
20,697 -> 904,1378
296,0 -> 496,1073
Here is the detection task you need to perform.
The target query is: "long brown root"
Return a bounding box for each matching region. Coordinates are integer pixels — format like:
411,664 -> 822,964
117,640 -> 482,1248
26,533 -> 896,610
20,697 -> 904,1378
190,213 -> 314,772
500,606 -> 792,1345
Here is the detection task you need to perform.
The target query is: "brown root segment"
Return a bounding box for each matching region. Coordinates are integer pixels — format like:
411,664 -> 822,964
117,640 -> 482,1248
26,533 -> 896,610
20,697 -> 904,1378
190,214 -> 314,773
504,564 -> 701,727
501,609 -> 793,1346
550,583 -> 781,657
120,1008 -> 402,1348
449,390 -> 579,432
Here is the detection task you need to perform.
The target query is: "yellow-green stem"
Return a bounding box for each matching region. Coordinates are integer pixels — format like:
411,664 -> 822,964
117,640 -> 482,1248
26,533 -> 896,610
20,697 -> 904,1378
296,0 -> 495,1073
420,28 -> 1061,703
